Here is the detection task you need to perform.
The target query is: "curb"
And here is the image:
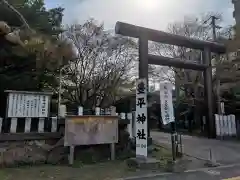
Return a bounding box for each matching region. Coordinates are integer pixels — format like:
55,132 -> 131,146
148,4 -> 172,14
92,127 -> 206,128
114,172 -> 172,180
152,140 -> 214,162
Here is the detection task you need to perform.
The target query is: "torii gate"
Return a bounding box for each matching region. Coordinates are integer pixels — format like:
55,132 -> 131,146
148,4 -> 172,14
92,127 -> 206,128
115,21 -> 226,138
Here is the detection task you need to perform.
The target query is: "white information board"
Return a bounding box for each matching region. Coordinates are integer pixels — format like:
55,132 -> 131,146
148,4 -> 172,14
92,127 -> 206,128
160,82 -> 175,125
6,91 -> 51,118
135,78 -> 148,157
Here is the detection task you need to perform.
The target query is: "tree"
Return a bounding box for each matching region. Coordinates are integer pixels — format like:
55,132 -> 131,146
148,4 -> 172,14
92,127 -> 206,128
0,0 -> 64,35
151,15 -> 217,95
61,19 -> 136,109
218,20 -> 240,115
0,0 -> 74,116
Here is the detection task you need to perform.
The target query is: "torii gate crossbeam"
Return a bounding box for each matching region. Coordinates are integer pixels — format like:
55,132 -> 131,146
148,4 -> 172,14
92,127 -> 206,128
115,21 -> 226,138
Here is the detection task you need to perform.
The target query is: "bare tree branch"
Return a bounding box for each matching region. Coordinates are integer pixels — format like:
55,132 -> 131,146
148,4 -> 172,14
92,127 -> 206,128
1,0 -> 33,33
61,20 -> 136,108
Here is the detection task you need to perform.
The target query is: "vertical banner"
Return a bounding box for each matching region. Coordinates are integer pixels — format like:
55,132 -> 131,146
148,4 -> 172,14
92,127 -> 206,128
135,78 -> 148,157
160,82 -> 175,125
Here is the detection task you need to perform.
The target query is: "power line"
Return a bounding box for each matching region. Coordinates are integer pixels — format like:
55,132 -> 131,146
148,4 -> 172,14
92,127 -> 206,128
205,15 -> 222,40
203,16 -> 212,25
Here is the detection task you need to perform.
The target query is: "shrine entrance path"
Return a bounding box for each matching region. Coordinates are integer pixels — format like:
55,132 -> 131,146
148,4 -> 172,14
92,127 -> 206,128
151,131 -> 240,165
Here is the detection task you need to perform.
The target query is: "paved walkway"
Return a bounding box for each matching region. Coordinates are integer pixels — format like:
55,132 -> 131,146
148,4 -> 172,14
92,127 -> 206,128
151,131 -> 240,165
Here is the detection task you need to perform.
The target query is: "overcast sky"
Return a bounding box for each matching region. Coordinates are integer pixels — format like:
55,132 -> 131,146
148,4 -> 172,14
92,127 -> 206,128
45,0 -> 235,31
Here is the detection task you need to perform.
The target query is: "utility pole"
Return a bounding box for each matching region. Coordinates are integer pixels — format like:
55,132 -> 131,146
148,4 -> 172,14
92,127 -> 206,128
58,68 -> 62,118
211,16 -> 218,40
209,15 -> 222,115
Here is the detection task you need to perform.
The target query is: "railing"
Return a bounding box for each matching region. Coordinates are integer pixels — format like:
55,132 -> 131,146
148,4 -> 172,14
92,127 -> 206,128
0,106 -> 135,142
0,117 -> 60,141
2,109 -> 238,141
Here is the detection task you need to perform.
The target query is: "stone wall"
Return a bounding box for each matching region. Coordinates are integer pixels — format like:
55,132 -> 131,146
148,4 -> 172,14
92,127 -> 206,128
0,139 -> 68,167
0,125 -> 131,167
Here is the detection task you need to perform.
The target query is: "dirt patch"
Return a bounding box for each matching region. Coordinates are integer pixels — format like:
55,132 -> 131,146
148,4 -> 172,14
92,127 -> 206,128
0,146 -> 173,180
0,160 -> 166,180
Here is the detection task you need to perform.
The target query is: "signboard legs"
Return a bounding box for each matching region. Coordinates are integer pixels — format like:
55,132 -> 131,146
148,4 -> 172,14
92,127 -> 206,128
10,118 -> 17,133
110,143 -> 115,160
69,146 -> 75,165
110,106 -> 117,160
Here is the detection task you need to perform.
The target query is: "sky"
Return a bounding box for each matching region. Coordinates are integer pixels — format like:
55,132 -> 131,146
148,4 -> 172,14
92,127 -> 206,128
45,0 -> 235,31
44,0 -> 235,88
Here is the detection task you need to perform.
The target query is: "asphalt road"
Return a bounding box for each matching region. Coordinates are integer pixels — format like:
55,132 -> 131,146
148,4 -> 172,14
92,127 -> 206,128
129,164 -> 240,180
